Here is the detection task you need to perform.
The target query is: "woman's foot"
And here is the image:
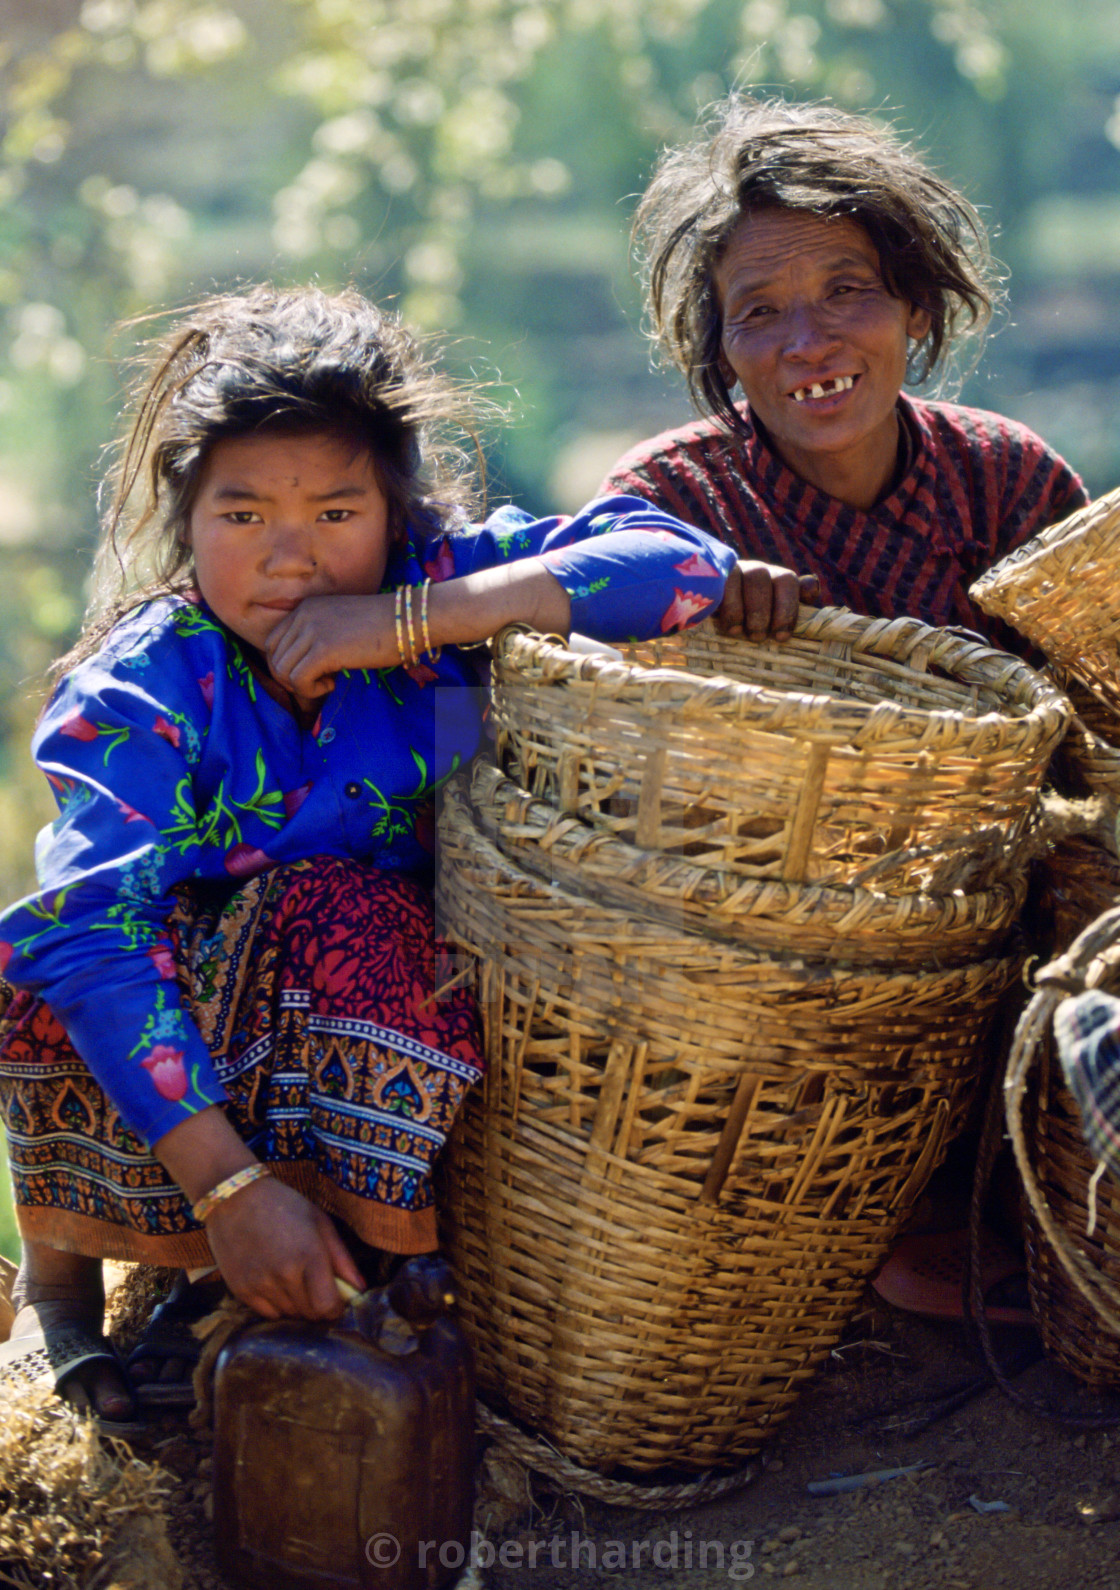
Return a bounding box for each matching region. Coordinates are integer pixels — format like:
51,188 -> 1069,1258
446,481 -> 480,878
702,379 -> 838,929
6,1251 -> 137,1423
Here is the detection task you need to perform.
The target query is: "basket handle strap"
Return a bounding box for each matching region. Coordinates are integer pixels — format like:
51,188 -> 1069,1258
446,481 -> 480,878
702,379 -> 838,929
969,993 -> 1120,1428
1005,989 -> 1120,1327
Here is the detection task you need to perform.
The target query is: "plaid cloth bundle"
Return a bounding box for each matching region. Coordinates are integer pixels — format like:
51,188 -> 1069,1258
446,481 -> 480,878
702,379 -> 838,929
1054,990 -> 1120,1187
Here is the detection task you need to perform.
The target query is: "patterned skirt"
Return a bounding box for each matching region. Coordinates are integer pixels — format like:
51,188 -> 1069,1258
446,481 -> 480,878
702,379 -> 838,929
0,856 -> 483,1264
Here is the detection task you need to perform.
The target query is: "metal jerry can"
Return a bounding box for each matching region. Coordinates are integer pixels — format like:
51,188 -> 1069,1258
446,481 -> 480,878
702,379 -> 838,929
213,1255 -> 475,1590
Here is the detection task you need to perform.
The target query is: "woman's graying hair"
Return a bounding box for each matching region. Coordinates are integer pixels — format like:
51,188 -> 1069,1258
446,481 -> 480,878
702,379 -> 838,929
62,284 -> 487,672
634,96 -> 1000,432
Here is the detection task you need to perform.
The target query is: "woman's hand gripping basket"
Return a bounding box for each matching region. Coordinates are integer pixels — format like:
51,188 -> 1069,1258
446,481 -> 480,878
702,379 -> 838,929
490,608 -> 1069,897
436,777 -> 1022,1474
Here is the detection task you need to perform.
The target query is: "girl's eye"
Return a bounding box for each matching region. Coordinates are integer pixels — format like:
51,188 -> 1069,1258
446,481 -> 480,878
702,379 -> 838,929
320,509 -> 354,523
223,510 -> 261,524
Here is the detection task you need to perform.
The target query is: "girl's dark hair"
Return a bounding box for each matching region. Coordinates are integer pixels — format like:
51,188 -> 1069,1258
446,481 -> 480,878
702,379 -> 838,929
635,95 -> 999,432
65,284 -> 486,670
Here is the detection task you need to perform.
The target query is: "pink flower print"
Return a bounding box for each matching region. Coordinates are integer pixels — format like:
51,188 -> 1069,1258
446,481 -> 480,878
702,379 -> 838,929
660,587 -> 712,633
152,716 -> 181,748
0,942 -> 12,975
224,843 -> 274,878
146,940 -> 176,980
60,713 -> 98,742
117,799 -> 150,824
423,536 -> 456,583
141,1044 -> 188,1101
283,782 -> 312,818
198,672 -> 215,708
674,551 -> 720,579
404,660 -> 439,688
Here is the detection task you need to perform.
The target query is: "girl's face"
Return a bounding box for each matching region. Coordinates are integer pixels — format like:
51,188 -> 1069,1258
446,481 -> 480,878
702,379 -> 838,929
187,430 -> 391,651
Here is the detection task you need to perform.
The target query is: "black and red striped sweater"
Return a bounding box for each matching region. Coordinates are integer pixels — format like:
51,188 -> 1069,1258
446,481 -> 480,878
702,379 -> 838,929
601,395 -> 1088,650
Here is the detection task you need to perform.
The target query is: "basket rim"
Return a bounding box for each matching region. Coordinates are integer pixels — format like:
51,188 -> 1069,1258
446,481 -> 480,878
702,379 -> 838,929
1004,906 -> 1120,1337
439,772 -> 1023,992
469,758 -> 1027,933
492,607 -> 1069,754
971,487 -> 1120,609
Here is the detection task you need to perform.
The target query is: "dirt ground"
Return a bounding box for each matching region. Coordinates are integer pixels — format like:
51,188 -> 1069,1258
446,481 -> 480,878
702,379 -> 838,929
111,1273 -> 1120,1590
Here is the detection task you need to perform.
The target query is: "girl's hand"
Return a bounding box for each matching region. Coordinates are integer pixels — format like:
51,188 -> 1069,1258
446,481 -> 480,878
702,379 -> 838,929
266,594 -> 399,702
202,1175 -> 367,1319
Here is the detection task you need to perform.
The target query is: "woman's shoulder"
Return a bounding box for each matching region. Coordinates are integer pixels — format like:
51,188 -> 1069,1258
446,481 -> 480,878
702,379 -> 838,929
904,395 -> 1066,463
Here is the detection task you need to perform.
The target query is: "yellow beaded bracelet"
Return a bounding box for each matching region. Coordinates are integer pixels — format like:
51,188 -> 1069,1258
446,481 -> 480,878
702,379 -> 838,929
192,1163 -> 273,1224
419,576 -> 441,662
403,583 -> 418,667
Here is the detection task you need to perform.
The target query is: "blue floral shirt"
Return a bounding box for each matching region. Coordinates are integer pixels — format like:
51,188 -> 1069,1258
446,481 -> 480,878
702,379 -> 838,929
0,495 -> 734,1145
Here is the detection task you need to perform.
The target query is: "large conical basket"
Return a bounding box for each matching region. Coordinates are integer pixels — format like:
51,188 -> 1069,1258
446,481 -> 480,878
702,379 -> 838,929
437,777 -> 1021,1473
490,611 -> 1068,897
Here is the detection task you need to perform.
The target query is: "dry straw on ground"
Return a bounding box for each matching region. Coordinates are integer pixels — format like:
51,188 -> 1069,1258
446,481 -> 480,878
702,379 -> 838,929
0,1383 -> 183,1590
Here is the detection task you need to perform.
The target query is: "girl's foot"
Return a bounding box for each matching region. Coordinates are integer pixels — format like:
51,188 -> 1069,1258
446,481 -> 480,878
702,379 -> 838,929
6,1280 -> 136,1423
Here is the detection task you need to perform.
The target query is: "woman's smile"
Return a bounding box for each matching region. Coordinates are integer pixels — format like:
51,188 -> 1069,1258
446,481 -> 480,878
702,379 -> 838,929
715,209 -> 930,509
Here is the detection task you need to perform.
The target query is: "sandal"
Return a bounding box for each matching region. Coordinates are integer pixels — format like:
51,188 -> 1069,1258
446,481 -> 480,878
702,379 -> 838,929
871,1227 -> 1034,1329
0,1312 -> 148,1435
126,1274 -> 220,1407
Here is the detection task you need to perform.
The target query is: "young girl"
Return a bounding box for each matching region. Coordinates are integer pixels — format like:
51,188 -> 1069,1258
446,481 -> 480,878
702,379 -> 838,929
0,285 -> 735,1426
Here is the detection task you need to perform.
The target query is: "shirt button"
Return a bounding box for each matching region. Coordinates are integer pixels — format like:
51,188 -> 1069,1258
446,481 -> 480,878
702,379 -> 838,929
344,782 -> 361,799
319,726 -> 336,744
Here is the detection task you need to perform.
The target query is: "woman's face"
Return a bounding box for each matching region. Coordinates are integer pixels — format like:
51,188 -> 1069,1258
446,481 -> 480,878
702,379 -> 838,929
187,429 -> 391,652
714,209 -> 930,509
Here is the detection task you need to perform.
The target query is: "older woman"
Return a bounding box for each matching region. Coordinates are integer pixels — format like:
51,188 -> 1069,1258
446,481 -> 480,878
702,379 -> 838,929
602,96 -> 1088,645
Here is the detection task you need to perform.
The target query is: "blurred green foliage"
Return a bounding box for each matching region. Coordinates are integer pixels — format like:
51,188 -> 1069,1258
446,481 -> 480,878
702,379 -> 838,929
0,0 -> 1119,1258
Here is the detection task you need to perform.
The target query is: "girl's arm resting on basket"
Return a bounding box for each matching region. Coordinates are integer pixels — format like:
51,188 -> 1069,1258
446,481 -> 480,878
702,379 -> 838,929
265,494 -> 738,701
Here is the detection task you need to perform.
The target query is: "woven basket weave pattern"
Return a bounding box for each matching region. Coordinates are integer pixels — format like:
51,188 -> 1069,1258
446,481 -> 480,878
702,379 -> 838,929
491,612 -> 1067,895
1050,675 -> 1120,799
1012,846 -> 1120,1386
469,759 -> 1026,969
437,778 -> 1020,1471
971,488 -> 1120,716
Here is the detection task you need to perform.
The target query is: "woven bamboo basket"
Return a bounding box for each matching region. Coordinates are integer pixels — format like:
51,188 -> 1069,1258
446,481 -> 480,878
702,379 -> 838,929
1050,675 -> 1120,799
468,758 -> 1027,969
1005,902 -> 1120,1387
971,488 -> 1120,716
490,610 -> 1068,897
436,776 -> 1021,1472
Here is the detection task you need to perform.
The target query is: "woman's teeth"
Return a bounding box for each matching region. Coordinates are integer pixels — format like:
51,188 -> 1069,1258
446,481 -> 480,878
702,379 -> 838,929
792,375 -> 855,402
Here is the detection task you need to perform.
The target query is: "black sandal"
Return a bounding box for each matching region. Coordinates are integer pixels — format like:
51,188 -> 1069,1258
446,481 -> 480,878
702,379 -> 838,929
125,1275 -> 220,1407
